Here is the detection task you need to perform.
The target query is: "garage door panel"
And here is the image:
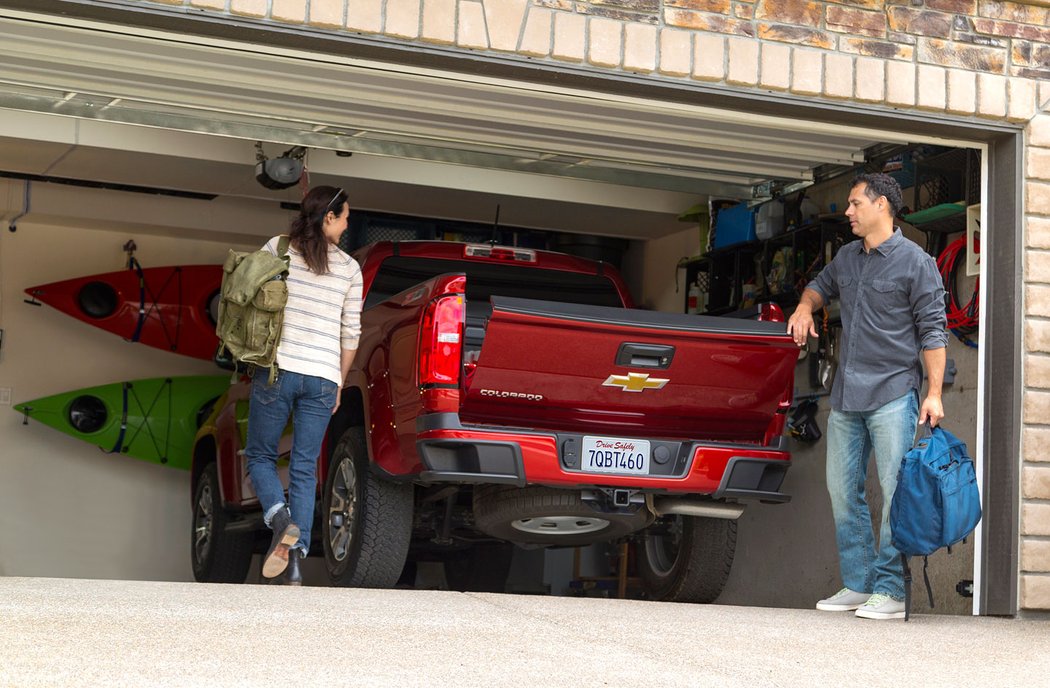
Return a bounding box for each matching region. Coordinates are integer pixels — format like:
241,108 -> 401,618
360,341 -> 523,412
0,65 -> 864,184
0,12 -> 884,200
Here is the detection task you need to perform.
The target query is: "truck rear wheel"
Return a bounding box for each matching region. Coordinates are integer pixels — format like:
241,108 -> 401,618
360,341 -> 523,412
637,515 -> 736,603
473,486 -> 651,547
322,427 -> 413,588
191,463 -> 254,584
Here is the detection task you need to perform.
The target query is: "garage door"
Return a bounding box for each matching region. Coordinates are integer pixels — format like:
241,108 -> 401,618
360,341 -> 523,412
0,7 -> 981,239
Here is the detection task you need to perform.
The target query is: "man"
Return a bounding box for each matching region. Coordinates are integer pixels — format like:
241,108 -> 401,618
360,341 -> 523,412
787,173 -> 947,620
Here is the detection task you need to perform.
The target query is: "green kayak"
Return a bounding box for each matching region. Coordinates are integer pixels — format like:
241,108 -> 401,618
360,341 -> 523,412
13,375 -> 231,470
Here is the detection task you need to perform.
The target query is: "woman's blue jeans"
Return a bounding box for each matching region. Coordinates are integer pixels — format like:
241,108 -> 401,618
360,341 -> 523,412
825,391 -> 918,600
245,368 -> 338,555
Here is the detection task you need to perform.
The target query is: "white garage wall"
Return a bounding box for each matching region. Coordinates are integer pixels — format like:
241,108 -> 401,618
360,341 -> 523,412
621,224 -> 701,313
0,187 -> 266,581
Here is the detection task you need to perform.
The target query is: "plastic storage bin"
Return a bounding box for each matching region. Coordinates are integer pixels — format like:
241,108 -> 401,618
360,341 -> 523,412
755,200 -> 785,240
713,203 -> 757,249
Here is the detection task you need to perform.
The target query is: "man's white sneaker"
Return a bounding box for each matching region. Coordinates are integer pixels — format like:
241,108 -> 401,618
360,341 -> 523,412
855,593 -> 906,620
815,587 -> 870,611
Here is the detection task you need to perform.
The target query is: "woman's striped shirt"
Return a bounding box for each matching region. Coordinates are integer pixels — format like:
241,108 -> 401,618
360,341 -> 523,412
264,235 -> 362,386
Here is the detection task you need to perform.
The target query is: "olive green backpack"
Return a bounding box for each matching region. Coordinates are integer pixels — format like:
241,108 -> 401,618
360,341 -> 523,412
215,235 -> 291,382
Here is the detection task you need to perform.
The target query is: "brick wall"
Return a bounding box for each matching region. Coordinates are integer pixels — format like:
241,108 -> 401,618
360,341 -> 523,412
1023,110 -> 1050,612
158,0 -> 1050,116
99,0 -> 1050,610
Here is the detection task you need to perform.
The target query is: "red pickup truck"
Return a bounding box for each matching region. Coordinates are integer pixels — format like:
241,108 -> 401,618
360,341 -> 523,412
191,241 -> 798,602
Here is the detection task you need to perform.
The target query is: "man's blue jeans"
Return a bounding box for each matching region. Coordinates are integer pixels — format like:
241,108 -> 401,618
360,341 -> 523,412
825,391 -> 918,600
245,368 -> 338,555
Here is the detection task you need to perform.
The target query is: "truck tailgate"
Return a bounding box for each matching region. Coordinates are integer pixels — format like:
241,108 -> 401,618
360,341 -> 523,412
460,297 -> 797,442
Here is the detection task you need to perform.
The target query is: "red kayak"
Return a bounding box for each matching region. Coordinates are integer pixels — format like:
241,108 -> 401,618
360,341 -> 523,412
25,264 -> 222,361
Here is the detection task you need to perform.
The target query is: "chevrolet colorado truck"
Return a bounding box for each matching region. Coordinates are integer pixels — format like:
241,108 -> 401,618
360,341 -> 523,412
191,241 -> 798,602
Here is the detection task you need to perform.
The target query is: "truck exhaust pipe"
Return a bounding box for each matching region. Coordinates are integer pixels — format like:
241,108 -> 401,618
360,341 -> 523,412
647,495 -> 745,520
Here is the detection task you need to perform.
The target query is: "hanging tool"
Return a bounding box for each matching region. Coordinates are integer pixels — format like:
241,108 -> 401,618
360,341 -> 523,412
809,308 -> 830,388
820,325 -> 838,391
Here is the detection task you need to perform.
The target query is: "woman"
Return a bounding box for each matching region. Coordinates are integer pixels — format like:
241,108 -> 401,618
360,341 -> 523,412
244,185 -> 362,585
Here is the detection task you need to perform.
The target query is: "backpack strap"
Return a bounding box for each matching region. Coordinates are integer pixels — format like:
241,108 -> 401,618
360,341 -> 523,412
901,554 -> 912,622
901,554 -> 936,624
915,420 -> 933,446
922,555 -> 935,609
271,236 -> 289,385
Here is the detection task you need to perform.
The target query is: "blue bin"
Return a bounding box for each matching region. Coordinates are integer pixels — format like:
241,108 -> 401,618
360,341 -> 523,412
713,203 -> 757,249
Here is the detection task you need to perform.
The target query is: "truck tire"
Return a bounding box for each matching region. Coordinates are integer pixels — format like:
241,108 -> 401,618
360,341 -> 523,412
473,486 -> 651,547
322,427 -> 413,588
191,463 -> 254,583
443,542 -> 515,593
637,515 -> 736,603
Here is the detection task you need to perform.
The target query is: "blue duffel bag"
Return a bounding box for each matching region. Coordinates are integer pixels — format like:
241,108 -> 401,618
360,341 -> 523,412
890,423 -> 982,620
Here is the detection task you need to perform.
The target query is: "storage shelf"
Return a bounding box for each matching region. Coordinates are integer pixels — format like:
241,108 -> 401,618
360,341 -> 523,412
682,218 -> 852,315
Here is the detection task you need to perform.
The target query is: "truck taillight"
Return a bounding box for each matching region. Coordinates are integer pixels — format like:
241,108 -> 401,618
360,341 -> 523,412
759,302 -> 784,322
419,294 -> 464,387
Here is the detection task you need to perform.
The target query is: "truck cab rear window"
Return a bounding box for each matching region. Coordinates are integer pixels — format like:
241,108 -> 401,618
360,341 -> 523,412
364,256 -> 624,309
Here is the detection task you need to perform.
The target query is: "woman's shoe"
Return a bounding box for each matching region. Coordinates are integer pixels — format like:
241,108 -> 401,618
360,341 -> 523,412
261,506 -> 300,579
284,548 -> 303,586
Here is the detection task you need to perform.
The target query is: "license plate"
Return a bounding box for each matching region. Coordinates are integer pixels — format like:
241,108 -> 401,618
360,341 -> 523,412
581,436 -> 650,475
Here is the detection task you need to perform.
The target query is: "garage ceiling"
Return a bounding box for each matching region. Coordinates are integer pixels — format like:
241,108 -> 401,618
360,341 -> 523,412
0,8 -> 971,239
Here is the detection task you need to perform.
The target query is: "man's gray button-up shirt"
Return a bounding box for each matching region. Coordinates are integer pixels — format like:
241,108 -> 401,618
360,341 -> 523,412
805,228 -> 948,413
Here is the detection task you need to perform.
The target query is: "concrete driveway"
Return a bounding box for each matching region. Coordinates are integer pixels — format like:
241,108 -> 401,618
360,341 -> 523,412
2,576 -> 1047,687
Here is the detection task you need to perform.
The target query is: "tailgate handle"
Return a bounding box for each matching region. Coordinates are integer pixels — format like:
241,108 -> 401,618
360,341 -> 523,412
615,343 -> 675,369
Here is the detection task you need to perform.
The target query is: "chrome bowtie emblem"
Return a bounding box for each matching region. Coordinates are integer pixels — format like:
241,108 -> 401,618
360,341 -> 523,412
602,372 -> 669,392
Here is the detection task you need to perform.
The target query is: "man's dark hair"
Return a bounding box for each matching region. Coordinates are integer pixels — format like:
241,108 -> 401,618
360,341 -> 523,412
852,172 -> 904,218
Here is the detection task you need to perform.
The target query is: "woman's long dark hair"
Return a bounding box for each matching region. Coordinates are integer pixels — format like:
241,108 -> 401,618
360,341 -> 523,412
289,185 -> 347,275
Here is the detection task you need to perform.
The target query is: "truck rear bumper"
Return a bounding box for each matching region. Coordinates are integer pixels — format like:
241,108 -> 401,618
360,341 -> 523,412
416,438 -> 528,487
415,413 -> 791,501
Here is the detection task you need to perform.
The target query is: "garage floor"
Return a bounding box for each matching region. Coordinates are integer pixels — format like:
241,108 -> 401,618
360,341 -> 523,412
3,577 -> 1047,687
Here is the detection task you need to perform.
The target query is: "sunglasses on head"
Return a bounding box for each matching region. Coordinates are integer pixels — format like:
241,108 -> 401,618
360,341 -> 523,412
325,188 -> 345,214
